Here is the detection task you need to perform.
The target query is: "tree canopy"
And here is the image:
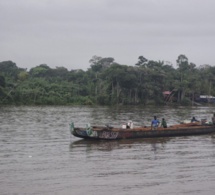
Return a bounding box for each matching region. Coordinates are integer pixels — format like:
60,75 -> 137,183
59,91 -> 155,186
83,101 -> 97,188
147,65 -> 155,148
0,55 -> 215,106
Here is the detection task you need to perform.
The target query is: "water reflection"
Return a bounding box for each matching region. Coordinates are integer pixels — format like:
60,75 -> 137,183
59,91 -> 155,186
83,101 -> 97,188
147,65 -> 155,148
69,137 -> 171,152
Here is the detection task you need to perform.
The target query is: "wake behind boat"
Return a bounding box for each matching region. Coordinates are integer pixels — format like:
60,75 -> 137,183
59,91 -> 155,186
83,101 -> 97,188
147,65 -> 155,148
70,122 -> 215,140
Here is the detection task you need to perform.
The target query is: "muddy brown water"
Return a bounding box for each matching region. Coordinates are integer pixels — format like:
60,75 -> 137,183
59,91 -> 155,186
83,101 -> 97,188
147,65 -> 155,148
0,105 -> 215,195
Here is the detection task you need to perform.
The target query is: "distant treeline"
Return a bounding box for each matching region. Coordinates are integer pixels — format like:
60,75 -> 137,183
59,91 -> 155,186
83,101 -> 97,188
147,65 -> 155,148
0,55 -> 215,106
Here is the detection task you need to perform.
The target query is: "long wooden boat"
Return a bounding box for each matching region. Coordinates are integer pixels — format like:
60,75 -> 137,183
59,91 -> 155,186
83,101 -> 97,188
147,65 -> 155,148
70,122 -> 215,140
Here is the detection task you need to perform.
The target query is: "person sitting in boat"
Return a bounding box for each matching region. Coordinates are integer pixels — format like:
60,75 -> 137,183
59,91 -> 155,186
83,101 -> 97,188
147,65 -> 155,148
212,113 -> 215,125
161,118 -> 167,128
126,120 -> 134,129
191,116 -> 199,123
151,116 -> 160,130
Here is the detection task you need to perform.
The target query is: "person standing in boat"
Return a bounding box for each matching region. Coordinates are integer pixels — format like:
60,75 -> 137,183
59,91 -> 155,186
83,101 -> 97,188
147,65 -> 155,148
212,113 -> 215,125
151,116 -> 160,130
191,116 -> 199,123
161,118 -> 167,128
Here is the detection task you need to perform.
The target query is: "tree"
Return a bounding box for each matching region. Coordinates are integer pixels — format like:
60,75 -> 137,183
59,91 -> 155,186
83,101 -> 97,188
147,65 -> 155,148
135,56 -> 148,66
29,64 -> 51,77
0,75 -> 6,87
176,55 -> 190,102
89,55 -> 115,72
1,54 -> 215,106
18,71 -> 29,81
51,66 -> 69,79
0,61 -> 19,78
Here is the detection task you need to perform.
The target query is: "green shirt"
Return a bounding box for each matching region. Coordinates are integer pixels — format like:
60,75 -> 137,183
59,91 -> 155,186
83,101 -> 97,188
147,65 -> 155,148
161,119 -> 167,128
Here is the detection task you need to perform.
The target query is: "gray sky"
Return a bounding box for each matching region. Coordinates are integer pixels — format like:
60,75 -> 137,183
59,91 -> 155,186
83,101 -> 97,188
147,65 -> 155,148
1,0 -> 215,71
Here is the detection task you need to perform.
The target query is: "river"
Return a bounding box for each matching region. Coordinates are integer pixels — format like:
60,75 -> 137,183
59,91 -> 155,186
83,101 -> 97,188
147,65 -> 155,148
0,105 -> 215,195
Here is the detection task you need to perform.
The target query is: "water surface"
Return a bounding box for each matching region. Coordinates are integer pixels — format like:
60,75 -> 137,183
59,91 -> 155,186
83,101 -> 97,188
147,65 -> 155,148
0,105 -> 215,195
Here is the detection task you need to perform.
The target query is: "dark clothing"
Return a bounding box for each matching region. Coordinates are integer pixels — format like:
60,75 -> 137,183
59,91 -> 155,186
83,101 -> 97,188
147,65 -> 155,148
191,117 -> 198,122
212,116 -> 215,125
161,119 -> 167,128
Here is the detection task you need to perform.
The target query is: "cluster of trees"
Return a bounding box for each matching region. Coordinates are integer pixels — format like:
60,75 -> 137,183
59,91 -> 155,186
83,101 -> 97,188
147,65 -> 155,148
0,55 -> 215,106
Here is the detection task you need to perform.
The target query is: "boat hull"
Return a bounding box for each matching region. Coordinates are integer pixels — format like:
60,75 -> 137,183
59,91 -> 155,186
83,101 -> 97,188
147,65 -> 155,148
70,124 -> 215,140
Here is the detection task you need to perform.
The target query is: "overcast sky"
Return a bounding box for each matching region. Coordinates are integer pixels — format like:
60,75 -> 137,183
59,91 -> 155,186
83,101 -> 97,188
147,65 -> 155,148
1,0 -> 215,70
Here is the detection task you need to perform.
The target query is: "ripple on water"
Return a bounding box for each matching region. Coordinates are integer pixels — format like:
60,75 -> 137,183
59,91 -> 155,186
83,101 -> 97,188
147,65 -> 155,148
1,106 -> 215,195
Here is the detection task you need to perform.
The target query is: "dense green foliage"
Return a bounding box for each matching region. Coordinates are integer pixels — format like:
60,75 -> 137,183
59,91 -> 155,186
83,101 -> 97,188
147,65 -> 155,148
1,55 -> 215,105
